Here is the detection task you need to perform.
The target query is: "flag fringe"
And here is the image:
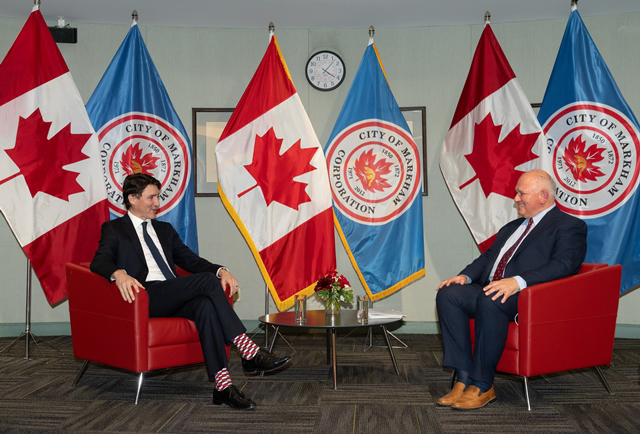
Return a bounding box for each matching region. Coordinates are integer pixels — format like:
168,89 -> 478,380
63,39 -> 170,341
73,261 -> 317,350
333,212 -> 424,302
372,44 -> 390,86
273,36 -> 295,92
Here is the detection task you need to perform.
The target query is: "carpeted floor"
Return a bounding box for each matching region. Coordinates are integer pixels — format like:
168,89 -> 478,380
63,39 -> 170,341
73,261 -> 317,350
0,332 -> 639,433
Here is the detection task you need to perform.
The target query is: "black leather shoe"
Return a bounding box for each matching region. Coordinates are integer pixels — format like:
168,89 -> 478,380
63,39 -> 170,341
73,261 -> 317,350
242,349 -> 291,375
212,385 -> 256,410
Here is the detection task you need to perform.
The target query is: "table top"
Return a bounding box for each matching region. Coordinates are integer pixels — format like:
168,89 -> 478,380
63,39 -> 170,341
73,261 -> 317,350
259,309 -> 402,329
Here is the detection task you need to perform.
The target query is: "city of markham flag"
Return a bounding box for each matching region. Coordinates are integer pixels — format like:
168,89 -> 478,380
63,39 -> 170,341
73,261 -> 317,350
0,6 -> 108,304
216,35 -> 336,311
86,21 -> 198,252
325,41 -> 425,301
538,5 -> 640,293
440,23 -> 547,253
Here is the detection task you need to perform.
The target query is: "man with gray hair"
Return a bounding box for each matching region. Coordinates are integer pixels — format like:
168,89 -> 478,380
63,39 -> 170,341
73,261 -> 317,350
436,169 -> 587,409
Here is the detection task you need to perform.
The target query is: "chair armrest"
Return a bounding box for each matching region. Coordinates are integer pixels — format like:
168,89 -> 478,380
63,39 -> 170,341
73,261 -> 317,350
66,263 -> 149,372
518,264 -> 621,376
519,264 -> 621,324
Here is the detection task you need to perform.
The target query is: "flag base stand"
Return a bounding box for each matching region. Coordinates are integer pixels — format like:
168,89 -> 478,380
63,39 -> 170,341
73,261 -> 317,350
0,259 -> 63,361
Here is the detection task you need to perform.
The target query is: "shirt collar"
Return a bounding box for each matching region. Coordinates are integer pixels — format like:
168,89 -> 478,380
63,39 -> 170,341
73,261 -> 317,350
531,203 -> 555,225
128,211 -> 147,229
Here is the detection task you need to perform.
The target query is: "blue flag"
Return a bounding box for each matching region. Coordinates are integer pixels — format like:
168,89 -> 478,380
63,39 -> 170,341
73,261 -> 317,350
86,23 -> 198,252
538,8 -> 640,293
325,42 -> 425,301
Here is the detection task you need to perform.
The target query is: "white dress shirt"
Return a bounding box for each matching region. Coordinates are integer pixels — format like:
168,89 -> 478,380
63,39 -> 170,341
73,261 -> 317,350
128,212 -> 175,281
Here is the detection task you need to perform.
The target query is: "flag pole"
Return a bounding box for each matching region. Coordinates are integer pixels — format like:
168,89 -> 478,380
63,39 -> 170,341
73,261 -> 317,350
131,9 -> 138,26
485,11 -> 491,24
0,0 -> 63,361
0,0 -> 37,361
264,21 -> 274,347
369,25 -> 374,45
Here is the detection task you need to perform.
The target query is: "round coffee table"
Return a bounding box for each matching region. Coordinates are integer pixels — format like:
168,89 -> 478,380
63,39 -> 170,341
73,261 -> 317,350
259,309 -> 402,389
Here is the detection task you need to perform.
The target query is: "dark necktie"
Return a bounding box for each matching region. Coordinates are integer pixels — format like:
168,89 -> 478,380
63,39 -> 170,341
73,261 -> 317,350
141,221 -> 174,280
492,218 -> 534,282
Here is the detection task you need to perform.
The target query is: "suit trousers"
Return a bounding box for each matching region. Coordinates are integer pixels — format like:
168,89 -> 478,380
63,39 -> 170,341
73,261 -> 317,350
145,272 -> 246,380
436,283 -> 518,385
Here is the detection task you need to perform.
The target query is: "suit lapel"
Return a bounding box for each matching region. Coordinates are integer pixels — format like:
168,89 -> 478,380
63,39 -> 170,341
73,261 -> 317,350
151,219 -> 175,269
512,206 -> 559,258
121,214 -> 146,264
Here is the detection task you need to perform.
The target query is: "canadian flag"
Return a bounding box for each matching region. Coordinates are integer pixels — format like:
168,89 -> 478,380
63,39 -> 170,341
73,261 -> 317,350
216,35 -> 336,311
439,23 -> 548,252
0,6 -> 108,304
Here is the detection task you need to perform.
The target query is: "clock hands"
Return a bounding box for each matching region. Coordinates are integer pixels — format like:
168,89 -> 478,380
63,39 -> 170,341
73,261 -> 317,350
322,60 -> 336,77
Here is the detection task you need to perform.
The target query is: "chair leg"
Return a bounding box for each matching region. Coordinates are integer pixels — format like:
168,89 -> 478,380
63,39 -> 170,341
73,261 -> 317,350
595,366 -> 614,395
521,376 -> 532,411
450,370 -> 457,390
134,372 -> 144,405
72,360 -> 90,386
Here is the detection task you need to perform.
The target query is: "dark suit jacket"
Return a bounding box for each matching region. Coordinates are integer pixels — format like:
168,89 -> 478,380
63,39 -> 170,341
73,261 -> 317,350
90,214 -> 221,284
461,206 -> 587,287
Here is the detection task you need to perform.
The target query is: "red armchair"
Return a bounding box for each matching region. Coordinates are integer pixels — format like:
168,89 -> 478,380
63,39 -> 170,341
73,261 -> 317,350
66,263 -> 233,404
465,263 -> 622,410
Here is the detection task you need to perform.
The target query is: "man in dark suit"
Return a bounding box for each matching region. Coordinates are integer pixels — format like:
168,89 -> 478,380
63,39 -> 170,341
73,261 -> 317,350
91,173 -> 290,410
436,169 -> 587,410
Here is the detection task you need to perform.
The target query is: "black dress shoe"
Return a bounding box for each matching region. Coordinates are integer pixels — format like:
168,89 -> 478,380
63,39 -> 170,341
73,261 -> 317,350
212,385 -> 256,410
242,349 -> 291,375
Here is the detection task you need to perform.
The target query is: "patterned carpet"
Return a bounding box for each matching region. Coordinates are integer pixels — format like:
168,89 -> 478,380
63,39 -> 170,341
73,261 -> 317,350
0,332 -> 639,433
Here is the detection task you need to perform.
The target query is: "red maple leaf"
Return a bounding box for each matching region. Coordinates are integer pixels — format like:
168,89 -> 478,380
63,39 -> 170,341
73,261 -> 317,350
238,127 -> 317,210
354,149 -> 392,193
562,135 -> 605,182
1,108 -> 91,201
459,113 -> 540,198
120,143 -> 159,175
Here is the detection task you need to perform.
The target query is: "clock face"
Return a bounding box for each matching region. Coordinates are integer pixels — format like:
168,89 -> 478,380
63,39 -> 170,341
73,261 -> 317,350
305,50 -> 346,91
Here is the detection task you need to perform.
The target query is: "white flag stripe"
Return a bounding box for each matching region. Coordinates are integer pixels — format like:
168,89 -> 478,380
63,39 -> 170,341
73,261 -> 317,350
0,73 -> 103,245
217,94 -> 332,250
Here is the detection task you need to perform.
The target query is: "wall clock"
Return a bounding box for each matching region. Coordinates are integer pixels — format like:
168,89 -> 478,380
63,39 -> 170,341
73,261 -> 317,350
305,50 -> 346,91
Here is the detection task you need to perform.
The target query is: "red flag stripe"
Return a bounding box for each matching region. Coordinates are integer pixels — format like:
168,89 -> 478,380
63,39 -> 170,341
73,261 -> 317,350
258,208 -> 336,303
218,37 -> 296,142
449,25 -> 516,128
0,10 -> 68,107
23,200 -> 108,304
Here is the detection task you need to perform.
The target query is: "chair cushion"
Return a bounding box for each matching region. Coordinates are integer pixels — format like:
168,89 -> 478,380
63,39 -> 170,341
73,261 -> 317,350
148,317 -> 200,347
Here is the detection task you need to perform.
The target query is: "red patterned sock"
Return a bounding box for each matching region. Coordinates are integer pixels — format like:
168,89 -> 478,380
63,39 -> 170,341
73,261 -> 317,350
232,333 -> 260,360
214,368 -> 232,391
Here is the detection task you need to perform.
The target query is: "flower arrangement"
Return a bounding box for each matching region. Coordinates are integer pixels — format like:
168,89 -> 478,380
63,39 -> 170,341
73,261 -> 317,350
314,271 -> 353,313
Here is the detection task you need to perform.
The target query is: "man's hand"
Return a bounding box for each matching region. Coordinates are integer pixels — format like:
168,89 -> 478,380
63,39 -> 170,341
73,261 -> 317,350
437,275 -> 468,290
483,278 -> 520,303
218,268 -> 239,297
112,270 -> 144,303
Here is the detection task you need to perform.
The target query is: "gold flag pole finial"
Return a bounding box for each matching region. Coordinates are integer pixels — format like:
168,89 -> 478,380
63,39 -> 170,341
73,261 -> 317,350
484,11 -> 491,24
132,10 -> 138,25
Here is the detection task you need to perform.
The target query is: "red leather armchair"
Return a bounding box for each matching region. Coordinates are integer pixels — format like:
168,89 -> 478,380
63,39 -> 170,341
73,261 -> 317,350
466,263 -> 622,410
66,263 -> 233,404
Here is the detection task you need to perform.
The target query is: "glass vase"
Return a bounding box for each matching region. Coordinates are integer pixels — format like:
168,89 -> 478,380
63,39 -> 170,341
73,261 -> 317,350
325,299 -> 340,315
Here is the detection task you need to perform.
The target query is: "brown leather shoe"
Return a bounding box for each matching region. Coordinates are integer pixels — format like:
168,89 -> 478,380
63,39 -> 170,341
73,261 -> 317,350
437,381 -> 467,406
451,385 -> 496,410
